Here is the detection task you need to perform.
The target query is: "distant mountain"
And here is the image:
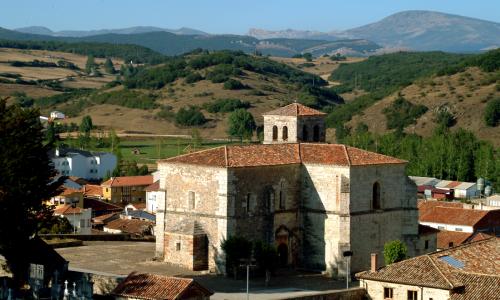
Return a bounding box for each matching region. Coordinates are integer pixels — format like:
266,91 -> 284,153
343,10 -> 500,52
0,27 -> 379,57
14,26 -> 208,37
248,28 -> 340,41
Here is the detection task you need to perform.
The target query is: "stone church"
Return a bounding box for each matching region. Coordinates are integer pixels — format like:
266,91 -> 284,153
155,103 -> 433,276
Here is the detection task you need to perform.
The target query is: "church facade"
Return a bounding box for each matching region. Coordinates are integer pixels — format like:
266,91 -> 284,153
155,103 -> 433,276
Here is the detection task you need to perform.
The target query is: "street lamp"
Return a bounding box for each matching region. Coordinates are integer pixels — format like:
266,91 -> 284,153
343,250 -> 353,289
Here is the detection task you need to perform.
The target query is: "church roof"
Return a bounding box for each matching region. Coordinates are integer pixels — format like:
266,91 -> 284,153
159,143 -> 406,168
263,103 -> 326,117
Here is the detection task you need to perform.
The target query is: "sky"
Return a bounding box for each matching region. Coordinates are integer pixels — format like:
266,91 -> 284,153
3,0 -> 500,34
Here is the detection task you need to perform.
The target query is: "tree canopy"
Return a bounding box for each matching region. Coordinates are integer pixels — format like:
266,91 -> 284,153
227,109 -> 256,140
0,99 -> 62,286
383,240 -> 408,265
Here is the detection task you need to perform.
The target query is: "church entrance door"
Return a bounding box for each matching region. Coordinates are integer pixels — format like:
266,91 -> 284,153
278,243 -> 288,266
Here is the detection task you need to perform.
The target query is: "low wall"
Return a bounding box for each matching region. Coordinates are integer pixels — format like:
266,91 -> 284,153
283,287 -> 366,300
40,234 -> 155,242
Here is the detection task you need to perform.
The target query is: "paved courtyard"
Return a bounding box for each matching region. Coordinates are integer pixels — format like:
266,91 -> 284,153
56,241 -> 357,300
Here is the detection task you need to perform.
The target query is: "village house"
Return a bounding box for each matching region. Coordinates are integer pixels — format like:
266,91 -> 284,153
145,180 -> 160,213
53,205 -> 92,234
357,237 -> 500,300
155,103 -> 433,276
101,175 -> 154,203
434,180 -> 478,199
49,186 -> 84,207
50,148 -> 117,180
111,272 -> 213,300
104,215 -> 154,236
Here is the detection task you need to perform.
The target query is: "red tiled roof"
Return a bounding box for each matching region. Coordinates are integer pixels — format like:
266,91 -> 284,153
104,218 -> 153,235
102,175 -> 153,187
54,204 -> 84,215
437,230 -> 472,249
144,181 -> 160,192
59,187 -> 82,196
160,143 -> 406,168
419,206 -> 491,227
83,184 -> 103,197
418,200 -> 463,215
357,237 -> 500,293
84,198 -> 123,213
92,212 -> 119,225
112,272 -> 213,300
263,103 -> 326,117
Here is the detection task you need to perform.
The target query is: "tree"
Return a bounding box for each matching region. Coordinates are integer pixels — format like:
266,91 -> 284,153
484,98 -> 500,127
228,109 -> 255,141
383,240 -> 408,265
175,106 -> 207,126
253,241 -> 278,286
221,236 -> 252,279
303,53 -> 313,62
0,99 -> 62,287
103,58 -> 116,74
85,54 -> 96,74
38,215 -> 73,234
79,115 -> 93,134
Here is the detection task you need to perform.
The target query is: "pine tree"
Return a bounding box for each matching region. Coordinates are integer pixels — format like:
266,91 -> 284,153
85,54 -> 96,74
104,58 -> 116,74
0,99 -> 62,287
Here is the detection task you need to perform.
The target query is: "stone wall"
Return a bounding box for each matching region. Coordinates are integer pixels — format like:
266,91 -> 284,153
360,279 -> 450,300
157,163 -> 228,272
263,115 -> 299,144
282,287 -> 366,300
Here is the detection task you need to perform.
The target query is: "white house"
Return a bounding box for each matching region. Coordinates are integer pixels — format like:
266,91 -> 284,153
145,171 -> 162,213
435,180 -> 478,199
54,205 -> 92,234
50,111 -> 65,119
50,148 -> 117,180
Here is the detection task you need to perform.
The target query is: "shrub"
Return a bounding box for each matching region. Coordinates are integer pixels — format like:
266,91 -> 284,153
383,97 -> 428,130
383,240 -> 408,265
175,106 -> 207,126
227,109 -> 256,139
223,79 -> 247,90
435,109 -> 456,128
91,90 -> 158,110
184,72 -> 203,84
204,98 -> 250,113
484,98 -> 500,127
156,105 -> 175,121
221,236 -> 252,279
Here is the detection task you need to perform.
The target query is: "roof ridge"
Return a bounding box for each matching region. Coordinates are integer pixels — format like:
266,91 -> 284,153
428,236 -> 498,257
159,145 -> 226,162
427,255 -> 456,289
343,145 -> 351,166
224,145 -> 228,167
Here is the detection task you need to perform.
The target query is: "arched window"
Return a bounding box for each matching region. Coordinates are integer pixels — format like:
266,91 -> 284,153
265,188 -> 274,213
313,125 -> 320,142
272,126 -> 278,141
372,182 -> 381,210
279,182 -> 286,210
302,125 -> 309,141
245,193 -> 251,214
282,126 -> 288,141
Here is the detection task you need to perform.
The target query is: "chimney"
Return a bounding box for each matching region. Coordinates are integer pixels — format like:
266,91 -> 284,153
371,253 -> 377,272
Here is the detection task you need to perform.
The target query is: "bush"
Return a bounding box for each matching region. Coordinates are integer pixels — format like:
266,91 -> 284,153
221,236 -> 252,279
91,90 -> 158,110
184,72 -> 203,84
175,106 -> 207,126
383,97 -> 428,131
223,79 -> 247,90
435,110 -> 456,128
156,105 -> 175,121
204,98 -> 250,113
383,240 -> 408,265
227,109 -> 256,139
484,98 -> 500,127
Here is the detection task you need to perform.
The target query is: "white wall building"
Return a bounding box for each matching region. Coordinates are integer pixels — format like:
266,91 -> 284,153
54,205 -> 92,235
145,171 -> 162,213
50,148 -> 117,180
435,180 -> 478,199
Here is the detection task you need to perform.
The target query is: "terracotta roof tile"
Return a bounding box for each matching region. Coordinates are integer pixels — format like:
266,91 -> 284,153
419,206 -> 492,227
54,204 -> 84,215
357,237 -> 500,294
83,184 -> 103,197
144,181 -> 160,192
111,272 -> 213,300
102,175 -> 153,187
263,103 -> 326,116
104,218 -> 153,235
160,143 -> 406,168
437,230 -> 473,249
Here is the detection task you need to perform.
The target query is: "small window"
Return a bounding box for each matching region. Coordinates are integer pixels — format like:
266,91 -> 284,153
245,193 -> 251,214
448,242 -> 454,248
384,287 -> 393,299
282,126 -> 288,141
272,126 -> 278,141
424,240 -> 429,249
372,182 -> 381,210
407,290 -> 417,300
438,226 -> 445,230
302,125 -> 309,141
176,242 -> 181,251
279,191 -> 285,210
313,124 -> 320,142
106,188 -> 109,192
188,191 -> 195,210
455,227 -> 463,231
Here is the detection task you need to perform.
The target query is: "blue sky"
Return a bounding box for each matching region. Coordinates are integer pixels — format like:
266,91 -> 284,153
3,0 -> 499,34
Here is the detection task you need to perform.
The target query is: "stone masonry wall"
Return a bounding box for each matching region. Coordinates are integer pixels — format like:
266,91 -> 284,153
158,163 -> 228,272
348,165 -> 420,272
263,115 -> 298,144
